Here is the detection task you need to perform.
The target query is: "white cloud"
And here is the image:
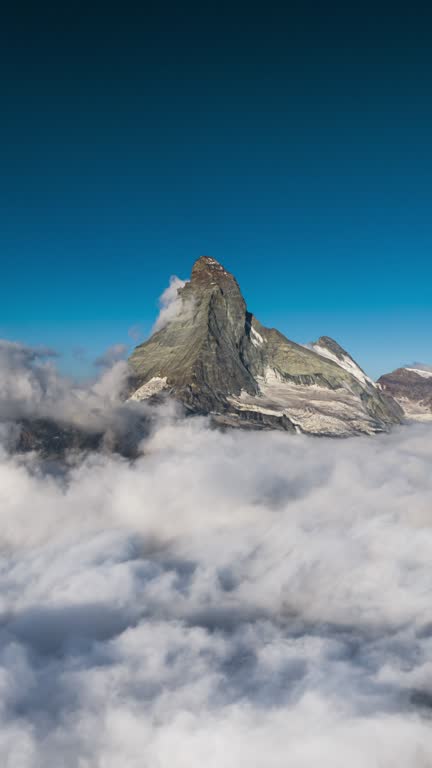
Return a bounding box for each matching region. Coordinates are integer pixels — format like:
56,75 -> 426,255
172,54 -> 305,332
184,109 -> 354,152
128,324 -> 144,342
0,339 -> 153,448
0,389 -> 431,765
152,276 -> 187,333
94,343 -> 128,368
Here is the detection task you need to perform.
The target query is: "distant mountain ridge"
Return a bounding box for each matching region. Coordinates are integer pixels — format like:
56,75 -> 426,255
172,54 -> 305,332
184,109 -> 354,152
377,366 -> 432,422
128,256 -> 403,436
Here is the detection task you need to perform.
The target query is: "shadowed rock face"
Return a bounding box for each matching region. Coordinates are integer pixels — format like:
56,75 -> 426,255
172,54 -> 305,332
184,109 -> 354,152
377,367 -> 432,421
11,415 -> 152,460
129,256 -> 403,435
129,256 -> 259,414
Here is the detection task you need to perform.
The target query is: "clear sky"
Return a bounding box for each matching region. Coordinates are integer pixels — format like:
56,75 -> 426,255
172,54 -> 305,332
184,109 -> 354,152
1,3 -> 431,378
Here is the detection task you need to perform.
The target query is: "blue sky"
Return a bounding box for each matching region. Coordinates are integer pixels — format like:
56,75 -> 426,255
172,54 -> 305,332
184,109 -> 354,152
1,4 -> 431,379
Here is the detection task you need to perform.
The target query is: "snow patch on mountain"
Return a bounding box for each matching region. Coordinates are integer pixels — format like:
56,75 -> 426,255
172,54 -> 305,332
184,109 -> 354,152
312,344 -> 375,388
228,373 -> 384,436
404,367 -> 432,379
250,326 -> 265,347
129,376 -> 168,401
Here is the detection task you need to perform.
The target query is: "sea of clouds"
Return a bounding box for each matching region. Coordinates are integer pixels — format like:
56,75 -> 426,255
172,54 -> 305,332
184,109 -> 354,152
0,339 -> 432,766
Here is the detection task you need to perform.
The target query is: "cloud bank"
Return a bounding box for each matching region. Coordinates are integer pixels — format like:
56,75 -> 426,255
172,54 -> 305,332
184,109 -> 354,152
0,353 -> 431,768
0,339 -> 164,456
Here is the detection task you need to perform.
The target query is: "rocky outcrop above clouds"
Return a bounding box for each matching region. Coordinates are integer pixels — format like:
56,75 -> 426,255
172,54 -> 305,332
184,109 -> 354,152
129,256 -> 403,436
377,366 -> 432,422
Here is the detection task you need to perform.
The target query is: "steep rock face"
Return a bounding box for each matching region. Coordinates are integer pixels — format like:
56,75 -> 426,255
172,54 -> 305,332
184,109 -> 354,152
129,257 -> 259,414
129,256 -> 403,435
377,367 -> 432,421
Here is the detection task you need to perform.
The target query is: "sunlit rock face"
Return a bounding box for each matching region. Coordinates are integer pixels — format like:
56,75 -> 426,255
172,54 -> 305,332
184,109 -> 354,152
378,366 -> 432,422
129,256 -> 403,435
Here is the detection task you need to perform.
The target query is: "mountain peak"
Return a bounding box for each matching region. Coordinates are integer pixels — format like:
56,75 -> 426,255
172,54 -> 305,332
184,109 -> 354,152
191,256 -> 237,287
128,257 -> 403,435
193,255 -> 225,270
377,365 -> 432,420
315,336 -> 348,361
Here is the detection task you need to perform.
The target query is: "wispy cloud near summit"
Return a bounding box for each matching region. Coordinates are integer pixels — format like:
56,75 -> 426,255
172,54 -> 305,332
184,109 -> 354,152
152,275 -> 187,333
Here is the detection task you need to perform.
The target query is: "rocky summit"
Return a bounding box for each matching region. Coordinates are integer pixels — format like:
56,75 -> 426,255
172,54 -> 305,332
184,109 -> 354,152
128,256 -> 403,435
377,366 -> 432,422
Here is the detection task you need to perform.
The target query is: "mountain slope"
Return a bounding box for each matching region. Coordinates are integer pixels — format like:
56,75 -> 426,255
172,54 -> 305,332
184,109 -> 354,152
377,366 -> 432,421
311,336 -> 375,387
129,256 -> 403,435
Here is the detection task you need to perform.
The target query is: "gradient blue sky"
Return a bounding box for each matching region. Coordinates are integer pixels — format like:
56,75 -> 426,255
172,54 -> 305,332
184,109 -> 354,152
1,3 -> 431,378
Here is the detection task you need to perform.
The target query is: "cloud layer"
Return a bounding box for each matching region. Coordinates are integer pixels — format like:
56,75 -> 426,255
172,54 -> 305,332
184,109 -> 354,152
0,376 -> 431,767
0,339 -> 163,457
